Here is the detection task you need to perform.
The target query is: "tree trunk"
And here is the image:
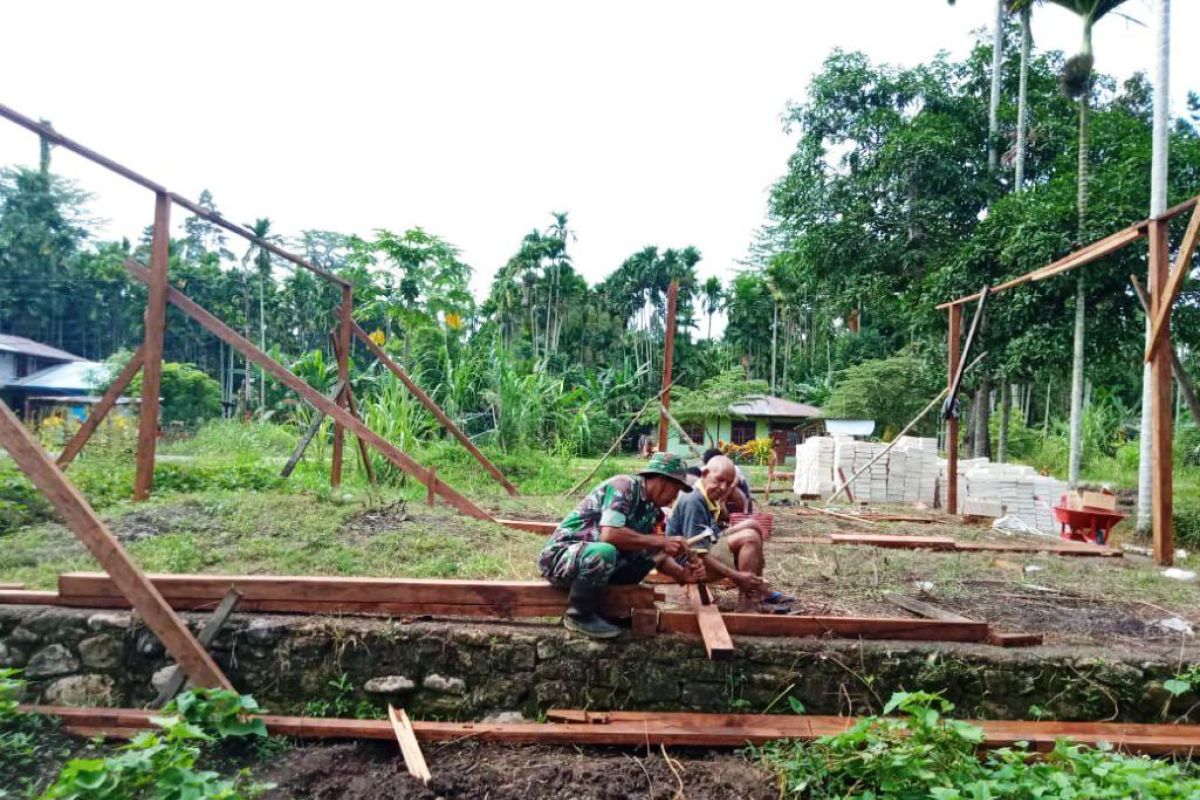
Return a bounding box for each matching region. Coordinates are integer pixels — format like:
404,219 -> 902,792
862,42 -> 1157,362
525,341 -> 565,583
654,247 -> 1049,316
1138,0 -> 1171,533
1015,6 -> 1032,190
1068,92 -> 1091,489
974,380 -> 992,460
988,0 -> 1005,173
998,381 -> 1011,463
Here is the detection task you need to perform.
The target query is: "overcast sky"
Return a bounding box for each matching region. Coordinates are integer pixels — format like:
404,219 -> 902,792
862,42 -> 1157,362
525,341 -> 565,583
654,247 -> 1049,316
2,1 -> 1195,299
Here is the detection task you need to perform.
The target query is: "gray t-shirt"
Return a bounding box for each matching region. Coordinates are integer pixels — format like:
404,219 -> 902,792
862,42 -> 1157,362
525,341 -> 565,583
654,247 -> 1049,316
666,489 -> 717,540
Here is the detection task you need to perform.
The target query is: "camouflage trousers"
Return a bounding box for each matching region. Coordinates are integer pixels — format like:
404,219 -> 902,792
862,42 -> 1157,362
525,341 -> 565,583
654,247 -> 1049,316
539,541 -> 655,588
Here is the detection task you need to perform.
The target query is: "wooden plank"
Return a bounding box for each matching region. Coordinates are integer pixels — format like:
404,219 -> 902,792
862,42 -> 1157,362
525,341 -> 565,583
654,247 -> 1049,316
938,224 -> 1145,309
133,194 -> 170,502
656,281 -> 679,452
353,322 -> 518,496
154,589 -> 242,706
389,706 -> 432,784
831,533 -> 956,551
0,582 -> 25,590
630,608 -> 659,638
1145,203 -> 1200,362
58,346 -> 144,469
953,541 -> 1120,557
1150,219 -> 1175,566
280,380 -> 343,478
32,705 -> 1200,756
0,400 -> 230,689
988,632 -> 1044,647
658,610 -> 990,642
803,504 -> 879,527
686,584 -> 734,660
946,303 -> 961,514
123,259 -> 493,521
58,572 -> 657,610
883,593 -> 973,622
0,590 -> 59,604
496,519 -> 558,534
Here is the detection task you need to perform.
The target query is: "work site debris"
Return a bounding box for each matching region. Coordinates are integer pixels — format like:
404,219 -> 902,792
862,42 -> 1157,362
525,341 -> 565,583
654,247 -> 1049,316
1162,567 -> 1197,582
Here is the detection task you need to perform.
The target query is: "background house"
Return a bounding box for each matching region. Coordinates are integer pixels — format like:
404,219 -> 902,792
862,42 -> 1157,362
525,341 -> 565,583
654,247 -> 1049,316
0,335 -> 83,385
4,358 -> 120,423
665,395 -> 822,464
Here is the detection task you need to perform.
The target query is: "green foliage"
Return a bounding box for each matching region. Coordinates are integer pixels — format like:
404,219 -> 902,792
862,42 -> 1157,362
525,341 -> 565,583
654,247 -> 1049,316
667,370 -> 770,424
759,690 -> 1200,799
162,421 -> 296,459
823,355 -> 939,436
162,689 -> 268,740
126,362 -> 223,427
0,470 -> 53,532
39,690 -> 273,800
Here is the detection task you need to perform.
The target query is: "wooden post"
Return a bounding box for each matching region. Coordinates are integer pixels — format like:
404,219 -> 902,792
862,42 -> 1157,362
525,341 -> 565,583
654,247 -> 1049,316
1149,219 -> 1174,566
331,286 -> 351,488
657,281 -> 679,454
946,304 -> 962,515
427,466 -> 437,506
0,399 -> 230,689
58,346 -> 144,469
279,380 -> 344,479
133,193 -> 170,502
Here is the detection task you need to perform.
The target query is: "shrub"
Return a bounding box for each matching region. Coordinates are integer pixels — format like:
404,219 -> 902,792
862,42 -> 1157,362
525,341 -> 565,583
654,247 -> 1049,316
127,362 -> 222,427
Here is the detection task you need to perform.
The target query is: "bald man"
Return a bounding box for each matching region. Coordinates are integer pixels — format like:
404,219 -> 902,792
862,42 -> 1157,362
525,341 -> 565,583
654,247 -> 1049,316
663,455 -> 769,613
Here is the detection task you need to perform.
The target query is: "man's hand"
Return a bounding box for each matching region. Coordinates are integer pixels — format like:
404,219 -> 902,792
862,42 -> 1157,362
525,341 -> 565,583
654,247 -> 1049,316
732,571 -> 766,593
659,537 -> 688,558
686,557 -> 708,584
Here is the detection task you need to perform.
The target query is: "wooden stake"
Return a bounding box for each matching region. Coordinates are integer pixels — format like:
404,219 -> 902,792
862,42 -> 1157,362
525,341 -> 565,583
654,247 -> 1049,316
0,399 -> 230,689
883,593 -> 973,622
353,322 -> 516,495
58,346 -> 144,469
427,466 -> 437,506
279,380 -> 344,479
686,583 -> 734,660
133,194 -> 170,502
123,259 -> 493,521
388,706 -> 432,784
154,588 -> 242,706
946,304 -> 962,514
331,287 -> 351,489
1149,219 -> 1174,566
657,281 -> 678,453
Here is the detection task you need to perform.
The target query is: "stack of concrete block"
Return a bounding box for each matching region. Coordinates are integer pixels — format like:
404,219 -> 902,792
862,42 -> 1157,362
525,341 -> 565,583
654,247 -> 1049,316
792,436 -> 836,496
962,463 -> 1066,534
833,439 -> 892,504
889,445 -> 940,507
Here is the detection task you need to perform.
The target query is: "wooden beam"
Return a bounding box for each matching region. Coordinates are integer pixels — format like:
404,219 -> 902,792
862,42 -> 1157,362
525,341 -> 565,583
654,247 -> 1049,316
769,534 -> 1120,557
133,194 -> 170,502
883,593 -> 973,622
0,590 -> 60,604
389,706 -> 432,784
279,380 -> 344,479
37,705 -> 1200,756
495,518 -> 558,534
331,288 -> 351,489
946,303 -> 961,514
686,584 -> 734,660
833,534 -> 955,551
123,259 -> 493,521
343,383 -> 378,487
1149,220 -> 1175,566
0,400 -> 230,689
58,346 -> 144,469
1145,204 -> 1200,363
153,589 -> 241,706
657,281 -> 679,453
58,572 -> 657,610
938,224 -> 1145,309
352,322 -> 518,496
1132,275 -> 1200,429
658,610 -> 990,642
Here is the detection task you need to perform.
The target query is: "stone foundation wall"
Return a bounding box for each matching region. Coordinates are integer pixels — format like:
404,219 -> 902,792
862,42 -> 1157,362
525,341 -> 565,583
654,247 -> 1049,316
1,604 -> 1194,723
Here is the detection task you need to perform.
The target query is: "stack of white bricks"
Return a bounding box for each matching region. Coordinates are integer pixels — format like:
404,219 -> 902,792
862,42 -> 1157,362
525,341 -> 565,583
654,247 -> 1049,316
790,436 -> 1066,530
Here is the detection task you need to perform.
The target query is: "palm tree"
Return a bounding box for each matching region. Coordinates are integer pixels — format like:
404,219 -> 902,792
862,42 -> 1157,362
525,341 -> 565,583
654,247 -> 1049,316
1046,0 -> 1130,487
702,276 -> 723,339
948,1 -> 1005,171
1137,0 -> 1171,532
1011,0 -> 1035,190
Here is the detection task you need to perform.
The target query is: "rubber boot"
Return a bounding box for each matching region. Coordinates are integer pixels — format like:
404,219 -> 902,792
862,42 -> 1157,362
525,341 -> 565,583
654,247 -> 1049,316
563,581 -> 621,639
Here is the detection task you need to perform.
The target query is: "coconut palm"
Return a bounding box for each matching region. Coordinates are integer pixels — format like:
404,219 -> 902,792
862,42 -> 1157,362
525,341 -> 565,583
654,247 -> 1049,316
1010,0 -> 1035,189
701,276 -> 723,339
242,217 -> 280,415
1045,0 -> 1130,487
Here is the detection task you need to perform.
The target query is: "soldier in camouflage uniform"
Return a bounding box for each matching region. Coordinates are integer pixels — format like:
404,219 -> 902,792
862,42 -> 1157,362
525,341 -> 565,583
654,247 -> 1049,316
540,452 -> 694,638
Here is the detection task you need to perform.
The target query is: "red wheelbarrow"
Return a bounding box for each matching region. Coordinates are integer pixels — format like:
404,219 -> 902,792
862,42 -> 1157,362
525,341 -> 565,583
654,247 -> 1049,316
1052,497 -> 1126,546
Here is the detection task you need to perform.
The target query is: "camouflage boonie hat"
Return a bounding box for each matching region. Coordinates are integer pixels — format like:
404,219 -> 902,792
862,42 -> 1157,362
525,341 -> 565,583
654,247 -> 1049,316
638,452 -> 694,491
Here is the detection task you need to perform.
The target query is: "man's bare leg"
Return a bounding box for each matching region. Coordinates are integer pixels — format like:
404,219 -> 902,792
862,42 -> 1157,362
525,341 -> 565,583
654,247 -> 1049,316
725,529 -> 765,612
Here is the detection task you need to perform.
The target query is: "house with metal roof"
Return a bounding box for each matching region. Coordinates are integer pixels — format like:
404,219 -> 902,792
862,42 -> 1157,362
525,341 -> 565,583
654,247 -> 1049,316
2,356 -> 124,423
0,335 -> 84,385
664,394 -> 822,465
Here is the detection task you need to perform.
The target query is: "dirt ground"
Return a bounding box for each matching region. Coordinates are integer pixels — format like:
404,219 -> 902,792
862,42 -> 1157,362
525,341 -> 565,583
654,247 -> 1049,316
259,741 -> 777,800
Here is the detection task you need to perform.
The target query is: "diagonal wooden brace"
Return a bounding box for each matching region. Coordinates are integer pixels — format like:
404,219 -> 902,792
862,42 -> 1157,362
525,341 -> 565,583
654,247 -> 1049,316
1145,203 -> 1200,363
58,346 -> 145,469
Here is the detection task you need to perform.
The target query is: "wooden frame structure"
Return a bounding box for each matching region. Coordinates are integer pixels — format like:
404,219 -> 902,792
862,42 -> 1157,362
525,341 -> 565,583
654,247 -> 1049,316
938,194 -> 1200,566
